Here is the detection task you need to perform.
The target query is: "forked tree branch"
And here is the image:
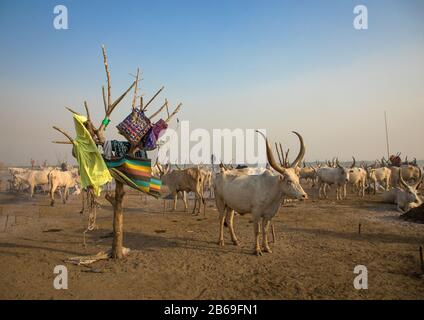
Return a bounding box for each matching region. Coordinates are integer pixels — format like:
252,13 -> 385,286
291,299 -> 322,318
275,142 -> 283,167
143,86 -> 164,111
52,126 -> 74,145
166,103 -> 182,123
131,68 -> 140,110
149,99 -> 168,120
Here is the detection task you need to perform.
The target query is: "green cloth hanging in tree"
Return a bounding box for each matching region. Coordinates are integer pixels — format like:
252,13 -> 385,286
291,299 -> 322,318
72,114 -> 112,196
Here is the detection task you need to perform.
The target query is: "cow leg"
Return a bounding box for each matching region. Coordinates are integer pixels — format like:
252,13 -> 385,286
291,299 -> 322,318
227,209 -> 239,245
172,191 -> 178,211
63,186 -> 69,204
253,217 -> 262,256
30,183 -> 35,198
191,195 -> 198,215
323,183 -> 328,199
262,217 -> 272,253
218,209 -> 226,246
182,191 -> 188,212
50,183 -> 57,207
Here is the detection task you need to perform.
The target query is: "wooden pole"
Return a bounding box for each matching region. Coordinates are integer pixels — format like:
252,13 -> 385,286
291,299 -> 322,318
384,111 -> 390,160
111,181 -> 125,259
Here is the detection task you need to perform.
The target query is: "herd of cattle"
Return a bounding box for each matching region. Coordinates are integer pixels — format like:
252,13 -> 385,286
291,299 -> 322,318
8,166 -> 81,206
5,132 -> 423,255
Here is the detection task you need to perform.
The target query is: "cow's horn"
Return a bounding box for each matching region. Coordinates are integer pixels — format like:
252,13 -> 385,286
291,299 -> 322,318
350,156 -> 356,169
290,131 -> 306,168
414,167 -> 422,190
399,170 -> 409,189
336,158 -> 343,169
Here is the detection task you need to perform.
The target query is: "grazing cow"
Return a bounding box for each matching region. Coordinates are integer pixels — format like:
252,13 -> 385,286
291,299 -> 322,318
161,167 -> 205,215
9,167 -> 29,191
382,169 -> 422,213
214,131 -> 307,256
13,168 -> 52,197
316,159 -> 350,200
48,169 -> 81,206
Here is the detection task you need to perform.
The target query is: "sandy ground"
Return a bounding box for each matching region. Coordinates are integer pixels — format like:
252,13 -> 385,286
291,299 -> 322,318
0,173 -> 423,300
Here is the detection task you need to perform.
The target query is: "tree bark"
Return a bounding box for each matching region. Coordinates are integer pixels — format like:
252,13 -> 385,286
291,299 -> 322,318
111,180 -> 125,259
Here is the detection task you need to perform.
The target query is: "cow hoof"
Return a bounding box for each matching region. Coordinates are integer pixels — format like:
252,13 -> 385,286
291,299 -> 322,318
254,249 -> 263,256
263,246 -> 273,253
218,240 -> 224,246
50,202 -> 55,207
232,240 -> 240,246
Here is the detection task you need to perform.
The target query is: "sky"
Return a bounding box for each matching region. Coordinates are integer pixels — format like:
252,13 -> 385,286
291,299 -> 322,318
0,0 -> 423,165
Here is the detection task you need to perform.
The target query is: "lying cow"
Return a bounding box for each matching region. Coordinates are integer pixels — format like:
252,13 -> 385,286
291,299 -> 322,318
382,169 -> 422,213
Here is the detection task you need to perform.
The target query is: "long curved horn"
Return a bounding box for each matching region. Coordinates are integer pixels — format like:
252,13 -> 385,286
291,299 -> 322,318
414,167 -> 422,189
399,169 -> 408,189
336,158 -> 343,169
219,162 -> 228,170
256,131 -> 286,175
350,156 -> 356,169
290,131 -> 305,168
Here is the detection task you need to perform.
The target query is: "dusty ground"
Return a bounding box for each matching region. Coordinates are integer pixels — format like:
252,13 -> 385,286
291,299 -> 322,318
0,175 -> 423,300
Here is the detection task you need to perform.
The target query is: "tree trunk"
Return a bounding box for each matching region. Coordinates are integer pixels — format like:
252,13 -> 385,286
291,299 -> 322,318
111,180 -> 125,259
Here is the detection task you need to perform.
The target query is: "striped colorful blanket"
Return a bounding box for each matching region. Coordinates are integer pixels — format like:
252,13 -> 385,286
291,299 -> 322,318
104,155 -> 162,198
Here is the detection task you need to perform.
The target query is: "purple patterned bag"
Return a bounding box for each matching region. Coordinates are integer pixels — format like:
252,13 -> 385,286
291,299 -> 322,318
116,109 -> 152,145
141,119 -> 168,151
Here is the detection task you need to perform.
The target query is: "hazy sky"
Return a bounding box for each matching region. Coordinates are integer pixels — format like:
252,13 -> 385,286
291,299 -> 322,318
0,0 -> 423,165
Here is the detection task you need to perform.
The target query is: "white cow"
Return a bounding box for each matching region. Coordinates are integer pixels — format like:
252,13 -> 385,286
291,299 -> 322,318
316,160 -> 350,200
368,167 -> 391,194
49,169 -> 81,206
13,168 -> 53,197
382,169 -> 422,213
214,131 -> 307,256
346,158 -> 367,197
